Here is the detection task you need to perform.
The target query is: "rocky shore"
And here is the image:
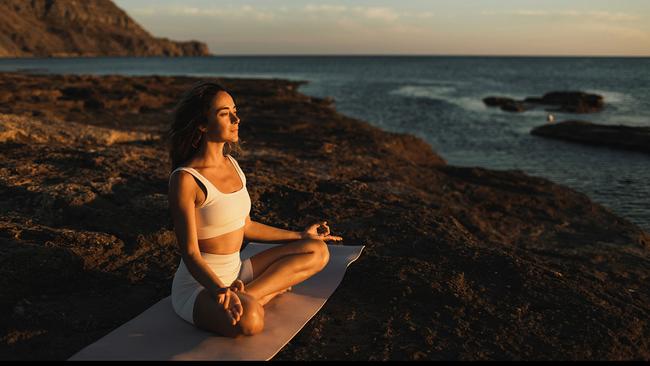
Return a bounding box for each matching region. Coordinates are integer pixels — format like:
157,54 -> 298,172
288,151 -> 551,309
531,120 -> 650,154
0,72 -> 648,360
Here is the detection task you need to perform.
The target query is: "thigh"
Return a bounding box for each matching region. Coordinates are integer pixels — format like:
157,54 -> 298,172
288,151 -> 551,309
248,238 -> 325,278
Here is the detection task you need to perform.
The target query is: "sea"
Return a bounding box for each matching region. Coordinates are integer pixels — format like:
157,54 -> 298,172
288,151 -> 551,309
0,56 -> 648,231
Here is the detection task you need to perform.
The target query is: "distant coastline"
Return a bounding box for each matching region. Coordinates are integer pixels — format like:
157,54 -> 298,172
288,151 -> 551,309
0,0 -> 210,58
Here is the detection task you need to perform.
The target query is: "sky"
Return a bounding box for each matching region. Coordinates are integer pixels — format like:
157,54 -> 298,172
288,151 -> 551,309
113,0 -> 650,56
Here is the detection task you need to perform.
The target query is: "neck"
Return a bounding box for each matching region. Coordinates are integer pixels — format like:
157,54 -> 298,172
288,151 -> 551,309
194,140 -> 227,167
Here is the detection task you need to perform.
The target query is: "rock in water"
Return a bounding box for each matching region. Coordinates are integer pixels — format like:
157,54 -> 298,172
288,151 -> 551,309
528,92 -> 604,113
531,120 -> 650,154
482,97 -> 530,113
0,0 -> 210,57
484,91 -> 604,114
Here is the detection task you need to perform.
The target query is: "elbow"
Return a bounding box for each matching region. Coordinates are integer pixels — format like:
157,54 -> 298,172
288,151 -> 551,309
243,218 -> 253,239
180,248 -> 202,264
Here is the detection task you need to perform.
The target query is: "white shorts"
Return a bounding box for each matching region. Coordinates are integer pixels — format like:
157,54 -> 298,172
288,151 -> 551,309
171,251 -> 254,325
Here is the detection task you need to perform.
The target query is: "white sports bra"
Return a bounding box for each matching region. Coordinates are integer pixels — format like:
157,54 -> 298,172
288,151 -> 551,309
170,155 -> 251,239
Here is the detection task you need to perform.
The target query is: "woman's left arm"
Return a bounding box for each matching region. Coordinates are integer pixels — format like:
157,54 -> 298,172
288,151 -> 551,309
243,215 -> 303,243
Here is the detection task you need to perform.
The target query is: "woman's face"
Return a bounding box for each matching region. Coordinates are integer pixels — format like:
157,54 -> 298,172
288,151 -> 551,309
203,91 -> 240,143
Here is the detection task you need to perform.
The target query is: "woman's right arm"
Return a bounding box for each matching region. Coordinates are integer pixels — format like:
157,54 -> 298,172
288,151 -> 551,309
168,171 -> 229,299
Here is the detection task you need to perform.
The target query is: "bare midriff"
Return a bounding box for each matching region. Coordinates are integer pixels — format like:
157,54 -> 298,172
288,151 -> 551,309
197,227 -> 245,255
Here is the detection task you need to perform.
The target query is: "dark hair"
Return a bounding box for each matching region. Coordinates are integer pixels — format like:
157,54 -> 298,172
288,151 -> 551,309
167,81 -> 242,171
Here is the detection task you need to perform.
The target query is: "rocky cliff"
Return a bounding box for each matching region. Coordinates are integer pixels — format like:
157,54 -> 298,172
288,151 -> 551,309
0,0 -> 210,57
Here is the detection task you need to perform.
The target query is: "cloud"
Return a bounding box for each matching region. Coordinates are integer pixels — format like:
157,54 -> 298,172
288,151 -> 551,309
483,9 -> 641,22
414,11 -> 435,19
480,8 -> 648,46
588,11 -> 640,22
583,23 -> 648,40
354,6 -> 399,22
129,4 -> 274,21
512,10 -> 549,16
303,4 -> 347,13
130,7 -> 157,16
302,4 -> 433,23
133,3 -> 433,25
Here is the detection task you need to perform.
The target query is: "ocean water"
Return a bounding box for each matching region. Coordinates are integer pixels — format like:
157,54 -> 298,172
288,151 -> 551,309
1,56 -> 648,231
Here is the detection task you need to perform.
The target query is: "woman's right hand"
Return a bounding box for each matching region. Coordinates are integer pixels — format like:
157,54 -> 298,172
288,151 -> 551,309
229,279 -> 245,293
215,288 -> 243,326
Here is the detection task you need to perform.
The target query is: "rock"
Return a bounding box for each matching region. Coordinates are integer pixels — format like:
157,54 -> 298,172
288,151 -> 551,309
530,92 -> 604,113
61,87 -> 95,100
531,120 -> 650,154
83,98 -> 105,110
0,113 -> 157,145
483,96 -> 532,113
485,91 -> 604,114
501,100 -> 528,112
0,0 -> 210,58
483,97 -> 515,107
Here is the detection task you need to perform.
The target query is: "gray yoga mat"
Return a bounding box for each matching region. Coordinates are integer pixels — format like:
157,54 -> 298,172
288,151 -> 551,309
69,242 -> 365,361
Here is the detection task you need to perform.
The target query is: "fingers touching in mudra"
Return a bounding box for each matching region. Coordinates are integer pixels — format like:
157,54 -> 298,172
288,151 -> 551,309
216,287 -> 243,326
302,221 -> 343,242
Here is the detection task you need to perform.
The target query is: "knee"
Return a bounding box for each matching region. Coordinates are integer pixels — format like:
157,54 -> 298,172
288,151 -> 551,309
238,296 -> 265,336
309,239 -> 329,270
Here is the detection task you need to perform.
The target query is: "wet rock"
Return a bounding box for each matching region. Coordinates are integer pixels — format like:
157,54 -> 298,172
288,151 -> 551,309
531,120 -> 650,154
528,92 -> 604,113
483,97 -> 532,113
484,91 -> 604,114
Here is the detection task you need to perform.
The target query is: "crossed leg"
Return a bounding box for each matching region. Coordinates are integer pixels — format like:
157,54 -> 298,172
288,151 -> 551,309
244,238 -> 330,306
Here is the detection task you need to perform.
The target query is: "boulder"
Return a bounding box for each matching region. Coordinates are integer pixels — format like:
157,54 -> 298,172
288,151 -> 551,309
531,120 -> 650,154
533,92 -> 604,113
485,91 -> 604,114
482,97 -> 530,113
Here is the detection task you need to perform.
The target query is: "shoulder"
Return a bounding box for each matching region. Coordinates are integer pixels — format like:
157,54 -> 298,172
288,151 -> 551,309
168,169 -> 198,198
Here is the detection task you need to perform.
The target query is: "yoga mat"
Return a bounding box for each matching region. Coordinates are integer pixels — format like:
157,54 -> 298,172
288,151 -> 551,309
69,242 -> 365,361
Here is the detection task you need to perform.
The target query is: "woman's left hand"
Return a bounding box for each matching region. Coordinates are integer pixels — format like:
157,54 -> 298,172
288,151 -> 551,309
300,221 -> 343,242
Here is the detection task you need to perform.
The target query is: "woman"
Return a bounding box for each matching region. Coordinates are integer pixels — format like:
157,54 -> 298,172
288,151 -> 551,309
167,81 -> 343,338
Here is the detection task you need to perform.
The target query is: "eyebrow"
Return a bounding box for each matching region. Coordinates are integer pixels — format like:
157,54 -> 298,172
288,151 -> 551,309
216,106 -> 237,112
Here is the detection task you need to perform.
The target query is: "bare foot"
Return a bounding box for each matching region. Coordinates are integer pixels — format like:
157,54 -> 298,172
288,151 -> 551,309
257,286 -> 292,306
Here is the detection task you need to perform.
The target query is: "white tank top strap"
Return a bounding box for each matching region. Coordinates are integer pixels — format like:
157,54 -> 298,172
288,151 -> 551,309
169,167 -> 216,205
226,155 -> 246,185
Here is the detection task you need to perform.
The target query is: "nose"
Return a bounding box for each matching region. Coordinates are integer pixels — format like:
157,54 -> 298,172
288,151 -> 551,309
230,113 -> 240,124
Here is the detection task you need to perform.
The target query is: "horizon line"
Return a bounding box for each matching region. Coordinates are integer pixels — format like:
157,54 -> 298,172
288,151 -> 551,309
1,54 -> 649,60
208,53 -> 650,58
